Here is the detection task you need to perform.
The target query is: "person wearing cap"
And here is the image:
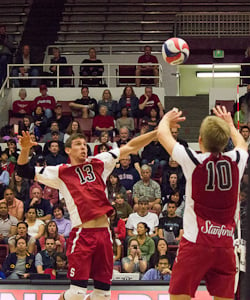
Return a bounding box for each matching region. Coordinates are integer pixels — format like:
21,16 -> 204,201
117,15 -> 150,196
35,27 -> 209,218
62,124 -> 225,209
52,103 -> 71,133
33,85 -> 56,119
43,131 -> 66,157
139,86 -> 164,118
45,141 -> 67,166
43,121 -> 64,143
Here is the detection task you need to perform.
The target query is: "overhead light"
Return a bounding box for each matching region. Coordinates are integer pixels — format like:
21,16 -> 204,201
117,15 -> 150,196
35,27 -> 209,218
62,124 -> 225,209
196,72 -> 240,78
196,64 -> 241,69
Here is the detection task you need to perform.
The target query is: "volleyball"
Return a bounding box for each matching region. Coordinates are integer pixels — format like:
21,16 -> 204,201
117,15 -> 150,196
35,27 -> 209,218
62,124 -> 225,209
162,37 -> 190,65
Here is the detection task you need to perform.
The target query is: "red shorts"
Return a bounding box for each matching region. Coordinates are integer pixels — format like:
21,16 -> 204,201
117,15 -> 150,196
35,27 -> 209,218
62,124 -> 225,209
66,227 -> 113,285
169,238 -> 236,298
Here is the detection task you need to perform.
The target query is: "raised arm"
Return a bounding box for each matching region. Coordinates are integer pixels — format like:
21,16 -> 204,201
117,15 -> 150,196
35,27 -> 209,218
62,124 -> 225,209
17,131 -> 37,165
213,106 -> 248,151
157,108 -> 186,156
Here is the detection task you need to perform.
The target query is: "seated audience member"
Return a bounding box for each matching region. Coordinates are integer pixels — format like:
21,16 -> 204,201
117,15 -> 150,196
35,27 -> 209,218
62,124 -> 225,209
45,141 -> 67,166
170,126 -> 188,147
116,126 -> 130,147
135,45 -> 159,87
0,124 -> 18,144
39,220 -> 65,253
234,102 -> 248,128
43,131 -> 65,157
144,107 -> 160,131
8,221 -> 36,254
93,131 -> 112,156
52,204 -> 71,238
35,237 -> 56,274
139,86 -> 164,118
162,191 -> 185,218
52,103 -> 71,133
29,133 -> 43,156
131,222 -> 155,262
12,44 -> 39,88
43,121 -> 64,143
25,206 -> 45,239
69,86 -> 98,118
96,143 -> 109,154
134,119 -> 149,137
142,255 -> 171,281
12,88 -> 33,117
111,226 -> 122,266
9,171 -> 30,204
55,252 -> 68,272
33,106 -> 48,140
114,193 -> 133,222
98,89 -> 119,118
33,85 -> 56,119
110,207 -> 126,242
0,187 -> 24,221
92,105 -> 115,137
116,155 -> 140,192
240,125 -> 250,146
19,115 -> 34,134
49,47 -> 68,87
116,107 -> 134,132
119,85 -> 139,118
122,237 -> 147,274
126,196 -> 159,238
107,172 -> 127,203
0,165 -> 9,198
159,201 -> 184,245
25,186 -> 52,222
141,140 -> 168,178
3,138 -> 19,161
149,238 -> 175,269
133,165 -> 161,215
0,201 -> 17,244
63,120 -> 82,143
2,237 -> 36,279
80,47 -> 104,86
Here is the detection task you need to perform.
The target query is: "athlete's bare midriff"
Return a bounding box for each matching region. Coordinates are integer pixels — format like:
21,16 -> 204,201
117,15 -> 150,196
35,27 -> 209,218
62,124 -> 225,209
77,214 -> 109,229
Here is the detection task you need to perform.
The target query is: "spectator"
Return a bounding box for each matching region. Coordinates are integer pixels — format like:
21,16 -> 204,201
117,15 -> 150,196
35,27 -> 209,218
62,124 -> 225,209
49,47 -> 68,87
45,141 -> 67,166
110,207 -> 126,242
9,171 -> 30,204
0,165 -> 9,198
116,107 -> 135,132
43,121 -> 64,142
33,105 -> 48,140
144,107 -> 160,131
126,196 -> 159,238
19,115 -> 34,134
0,201 -> 17,244
52,204 -> 71,238
234,102 -> 248,128
80,47 -> 104,86
8,221 -> 36,254
98,89 -> 119,118
33,85 -> 56,119
241,46 -> 250,84
35,237 -> 56,274
111,226 -> 122,267
142,255 -> 171,281
0,151 -> 15,181
131,222 -> 155,262
0,24 -> 15,85
12,88 -> 33,117
39,220 -> 65,253
119,85 -> 139,118
52,103 -> 71,133
25,186 -> 52,222
139,86 -> 164,118
159,201 -> 184,245
93,131 -> 112,156
133,165 -> 162,215
0,187 -> 24,221
63,120 -> 82,143
55,252 -> 68,272
29,133 -> 43,157
3,138 -> 19,161
107,172 -> 127,203
121,237 -> 147,274
69,86 -> 98,118
161,172 -> 184,205
240,125 -> 250,146
2,237 -> 36,279
134,119 -> 149,137
162,190 -> 185,218
96,143 -> 109,154
116,126 -> 131,147
135,45 -> 159,87
113,193 -> 133,222
12,44 -> 39,88
25,206 -> 45,239
116,155 -> 140,192
170,127 -> 188,147
43,131 -> 65,157
149,238 -> 175,269
92,105 -> 115,137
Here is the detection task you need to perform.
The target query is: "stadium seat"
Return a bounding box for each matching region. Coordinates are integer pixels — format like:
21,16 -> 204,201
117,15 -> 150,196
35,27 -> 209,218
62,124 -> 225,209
57,101 -> 72,116
116,65 -> 136,86
74,118 -> 93,141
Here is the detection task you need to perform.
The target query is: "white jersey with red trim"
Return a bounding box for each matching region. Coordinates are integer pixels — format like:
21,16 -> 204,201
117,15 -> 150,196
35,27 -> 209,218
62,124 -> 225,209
172,143 -> 248,247
34,149 -> 120,228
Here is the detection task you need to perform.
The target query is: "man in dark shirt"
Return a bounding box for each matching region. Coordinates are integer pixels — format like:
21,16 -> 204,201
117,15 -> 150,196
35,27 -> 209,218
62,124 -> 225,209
45,141 -> 67,166
52,103 -> 71,133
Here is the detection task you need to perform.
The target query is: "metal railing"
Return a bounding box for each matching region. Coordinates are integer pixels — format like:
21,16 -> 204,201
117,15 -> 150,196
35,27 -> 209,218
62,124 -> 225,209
175,12 -> 250,37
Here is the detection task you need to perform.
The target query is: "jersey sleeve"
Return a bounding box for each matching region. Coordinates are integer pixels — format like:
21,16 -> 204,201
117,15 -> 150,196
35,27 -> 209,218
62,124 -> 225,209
95,148 -> 120,179
35,165 -> 61,190
224,148 -> 249,179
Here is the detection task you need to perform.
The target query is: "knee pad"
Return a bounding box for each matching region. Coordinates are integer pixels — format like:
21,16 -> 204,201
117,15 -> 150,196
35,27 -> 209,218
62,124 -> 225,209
64,285 -> 87,300
90,289 -> 111,300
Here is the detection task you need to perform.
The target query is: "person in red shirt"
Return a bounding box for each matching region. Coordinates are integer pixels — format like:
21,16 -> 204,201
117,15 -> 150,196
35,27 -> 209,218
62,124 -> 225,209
12,88 -> 32,116
92,105 -> 115,137
135,45 -> 159,87
33,85 -> 56,119
139,86 -> 164,118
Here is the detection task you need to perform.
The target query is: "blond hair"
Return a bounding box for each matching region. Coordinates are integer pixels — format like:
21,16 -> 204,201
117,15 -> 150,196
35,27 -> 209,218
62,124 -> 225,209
200,116 -> 230,153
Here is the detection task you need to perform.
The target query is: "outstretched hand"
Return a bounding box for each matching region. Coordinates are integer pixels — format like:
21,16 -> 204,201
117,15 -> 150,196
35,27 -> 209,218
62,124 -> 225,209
161,107 -> 186,128
18,131 -> 37,150
212,105 -> 234,126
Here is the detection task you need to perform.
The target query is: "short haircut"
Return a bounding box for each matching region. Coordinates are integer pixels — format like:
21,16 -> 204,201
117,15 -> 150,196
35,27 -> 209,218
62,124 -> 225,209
49,140 -> 59,147
158,255 -> 169,264
81,85 -> 89,92
168,200 -> 177,207
17,221 -> 28,229
240,125 -> 250,132
52,204 -> 64,216
18,88 -> 27,97
65,133 -> 87,148
141,164 -> 152,172
45,237 -> 55,243
199,116 -> 230,153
